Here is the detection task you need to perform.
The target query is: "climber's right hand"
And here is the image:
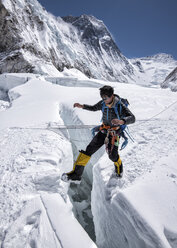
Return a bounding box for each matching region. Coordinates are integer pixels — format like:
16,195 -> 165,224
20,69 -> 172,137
73,103 -> 83,108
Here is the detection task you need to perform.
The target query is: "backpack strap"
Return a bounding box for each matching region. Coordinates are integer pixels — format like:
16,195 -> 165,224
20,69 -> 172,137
101,101 -> 105,121
101,101 -> 109,121
114,100 -> 122,120
102,98 -> 126,122
114,99 -> 129,133
101,100 -> 105,112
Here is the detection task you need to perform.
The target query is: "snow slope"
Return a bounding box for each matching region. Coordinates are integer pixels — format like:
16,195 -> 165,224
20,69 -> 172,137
0,73 -> 177,247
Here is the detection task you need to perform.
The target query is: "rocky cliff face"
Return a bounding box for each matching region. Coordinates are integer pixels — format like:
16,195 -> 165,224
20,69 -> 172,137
0,0 -> 136,82
161,67 -> 177,91
0,0 -> 45,73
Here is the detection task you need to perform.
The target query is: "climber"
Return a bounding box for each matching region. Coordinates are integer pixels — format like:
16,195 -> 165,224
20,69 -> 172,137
61,85 -> 135,182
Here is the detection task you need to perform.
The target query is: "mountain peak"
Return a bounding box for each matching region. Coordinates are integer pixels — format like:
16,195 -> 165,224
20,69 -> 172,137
62,14 -> 103,24
141,53 -> 175,63
62,14 -> 121,53
62,14 -> 105,34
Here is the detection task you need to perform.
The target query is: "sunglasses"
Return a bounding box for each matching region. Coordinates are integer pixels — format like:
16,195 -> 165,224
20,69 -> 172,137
102,95 -> 111,100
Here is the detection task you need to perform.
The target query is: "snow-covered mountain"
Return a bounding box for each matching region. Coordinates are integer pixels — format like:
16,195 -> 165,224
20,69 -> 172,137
0,0 -> 136,82
161,66 -> 177,91
1,0 -> 177,90
130,53 -> 177,87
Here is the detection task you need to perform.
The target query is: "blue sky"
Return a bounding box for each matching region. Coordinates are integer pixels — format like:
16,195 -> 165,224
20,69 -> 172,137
38,0 -> 177,59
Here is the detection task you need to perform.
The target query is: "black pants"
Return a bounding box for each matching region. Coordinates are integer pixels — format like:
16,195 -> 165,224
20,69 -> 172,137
83,131 -> 119,162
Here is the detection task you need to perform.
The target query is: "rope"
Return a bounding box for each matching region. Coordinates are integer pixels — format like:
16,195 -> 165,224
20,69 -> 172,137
10,124 -> 97,130
8,99 -> 177,143
135,99 -> 177,124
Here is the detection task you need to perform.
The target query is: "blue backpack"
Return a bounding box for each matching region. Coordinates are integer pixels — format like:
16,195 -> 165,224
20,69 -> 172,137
101,97 -> 129,132
92,97 -> 131,150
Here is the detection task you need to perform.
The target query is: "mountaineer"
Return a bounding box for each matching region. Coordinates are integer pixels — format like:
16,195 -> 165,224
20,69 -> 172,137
62,85 -> 135,182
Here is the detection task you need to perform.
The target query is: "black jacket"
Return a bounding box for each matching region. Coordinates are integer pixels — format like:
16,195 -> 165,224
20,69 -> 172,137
83,95 -> 135,127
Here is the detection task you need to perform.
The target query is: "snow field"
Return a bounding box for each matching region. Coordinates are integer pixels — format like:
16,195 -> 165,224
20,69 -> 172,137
0,73 -> 177,247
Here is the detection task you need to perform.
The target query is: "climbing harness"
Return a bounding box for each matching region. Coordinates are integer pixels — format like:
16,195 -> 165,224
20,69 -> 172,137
98,96 -> 132,150
104,129 -> 119,154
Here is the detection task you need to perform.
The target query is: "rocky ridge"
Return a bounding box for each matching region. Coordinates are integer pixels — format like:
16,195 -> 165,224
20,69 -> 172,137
161,66 -> 177,91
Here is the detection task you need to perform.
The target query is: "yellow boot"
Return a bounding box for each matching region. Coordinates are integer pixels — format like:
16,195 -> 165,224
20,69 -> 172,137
62,151 -> 91,181
114,156 -> 123,178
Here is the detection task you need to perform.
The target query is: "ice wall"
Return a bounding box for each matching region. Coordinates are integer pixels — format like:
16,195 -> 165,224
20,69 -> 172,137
91,153 -> 177,248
